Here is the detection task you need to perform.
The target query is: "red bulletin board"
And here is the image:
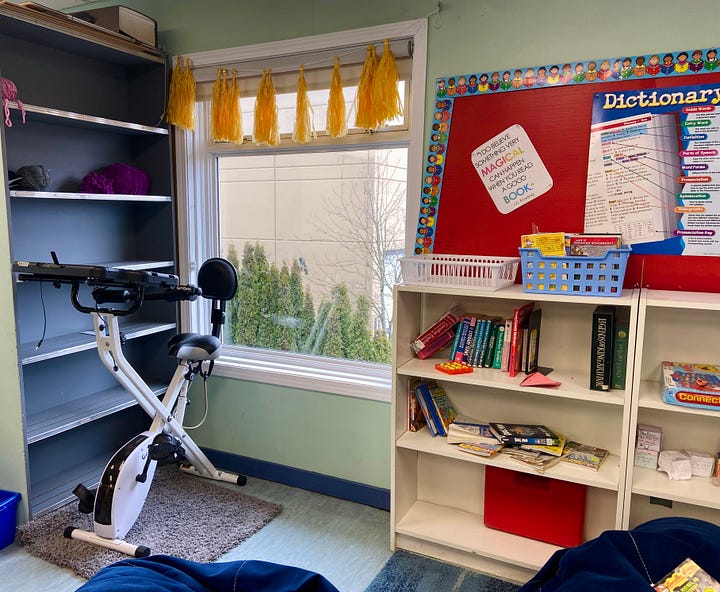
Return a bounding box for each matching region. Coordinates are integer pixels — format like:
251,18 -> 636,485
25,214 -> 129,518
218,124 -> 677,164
418,50 -> 720,292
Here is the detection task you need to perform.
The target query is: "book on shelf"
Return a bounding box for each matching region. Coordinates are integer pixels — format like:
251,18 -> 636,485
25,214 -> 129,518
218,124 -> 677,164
611,308 -> 630,389
446,416 -> 500,445
412,381 -> 439,436
590,305 -> 615,391
491,322 -> 506,369
407,378 -> 427,432
499,318 -> 512,371
653,557 -> 720,591
488,422 -> 561,446
460,315 -> 478,365
415,381 -> 457,437
509,302 -> 534,378
525,308 -> 542,374
450,316 -> 472,362
415,328 -> 456,359
503,447 -> 569,474
411,306 -> 461,357
520,432 -> 567,456
457,441 -> 504,457
471,317 -> 490,367
482,321 -> 501,368
661,361 -> 720,411
561,441 -> 609,471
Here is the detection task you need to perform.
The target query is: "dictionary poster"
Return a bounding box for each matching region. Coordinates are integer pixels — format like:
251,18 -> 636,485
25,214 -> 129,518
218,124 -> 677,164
585,82 -> 720,255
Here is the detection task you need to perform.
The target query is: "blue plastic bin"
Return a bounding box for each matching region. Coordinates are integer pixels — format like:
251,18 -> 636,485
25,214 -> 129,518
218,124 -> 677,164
519,246 -> 631,296
0,489 -> 21,550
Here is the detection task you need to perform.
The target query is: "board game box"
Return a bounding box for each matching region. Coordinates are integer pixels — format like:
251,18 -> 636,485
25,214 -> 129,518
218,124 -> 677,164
662,361 -> 720,411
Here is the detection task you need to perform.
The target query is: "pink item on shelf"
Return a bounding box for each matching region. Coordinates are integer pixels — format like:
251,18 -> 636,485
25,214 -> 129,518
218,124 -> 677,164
2,77 -> 26,127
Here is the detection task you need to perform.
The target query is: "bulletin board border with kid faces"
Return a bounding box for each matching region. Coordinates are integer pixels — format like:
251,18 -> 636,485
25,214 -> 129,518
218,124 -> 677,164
417,47 -> 720,291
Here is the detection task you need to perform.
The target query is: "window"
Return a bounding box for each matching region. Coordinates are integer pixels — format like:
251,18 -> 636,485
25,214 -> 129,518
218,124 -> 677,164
175,20 -> 427,401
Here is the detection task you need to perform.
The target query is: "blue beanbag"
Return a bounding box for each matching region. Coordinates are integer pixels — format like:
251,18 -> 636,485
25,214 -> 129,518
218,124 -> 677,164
77,554 -> 340,592
519,517 -> 720,592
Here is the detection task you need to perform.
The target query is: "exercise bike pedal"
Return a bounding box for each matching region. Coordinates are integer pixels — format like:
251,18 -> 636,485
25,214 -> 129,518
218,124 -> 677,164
72,483 -> 97,514
148,433 -> 186,464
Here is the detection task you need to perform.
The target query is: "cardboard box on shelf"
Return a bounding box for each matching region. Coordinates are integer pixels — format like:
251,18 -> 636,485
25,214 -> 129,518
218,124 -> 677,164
75,6 -> 157,47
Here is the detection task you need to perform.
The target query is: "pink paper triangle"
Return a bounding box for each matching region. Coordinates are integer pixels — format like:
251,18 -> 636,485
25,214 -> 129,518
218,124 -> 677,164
521,372 -> 561,387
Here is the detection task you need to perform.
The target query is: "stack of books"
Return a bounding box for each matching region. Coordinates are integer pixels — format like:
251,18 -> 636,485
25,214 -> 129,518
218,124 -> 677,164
412,380 -> 457,437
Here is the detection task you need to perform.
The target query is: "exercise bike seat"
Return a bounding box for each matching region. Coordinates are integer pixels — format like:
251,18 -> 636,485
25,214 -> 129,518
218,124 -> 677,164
167,258 -> 238,361
167,333 -> 221,361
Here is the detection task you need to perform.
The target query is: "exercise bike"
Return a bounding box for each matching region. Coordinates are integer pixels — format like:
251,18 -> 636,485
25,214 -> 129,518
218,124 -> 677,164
14,255 -> 246,557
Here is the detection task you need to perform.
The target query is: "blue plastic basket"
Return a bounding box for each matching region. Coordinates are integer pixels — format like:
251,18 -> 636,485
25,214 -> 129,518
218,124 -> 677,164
0,489 -> 21,550
519,247 -> 630,296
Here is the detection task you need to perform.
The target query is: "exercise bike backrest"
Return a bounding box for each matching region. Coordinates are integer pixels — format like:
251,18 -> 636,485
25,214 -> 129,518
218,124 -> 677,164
196,257 -> 238,339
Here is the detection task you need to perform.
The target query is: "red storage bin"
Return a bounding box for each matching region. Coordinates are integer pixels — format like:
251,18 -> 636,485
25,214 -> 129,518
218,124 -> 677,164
484,466 -> 586,547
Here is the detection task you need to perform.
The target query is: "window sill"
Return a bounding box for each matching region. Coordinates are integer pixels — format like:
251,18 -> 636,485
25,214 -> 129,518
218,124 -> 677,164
213,346 -> 391,402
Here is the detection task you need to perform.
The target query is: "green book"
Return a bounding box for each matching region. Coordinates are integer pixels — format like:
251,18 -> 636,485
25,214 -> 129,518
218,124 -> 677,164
612,310 -> 630,390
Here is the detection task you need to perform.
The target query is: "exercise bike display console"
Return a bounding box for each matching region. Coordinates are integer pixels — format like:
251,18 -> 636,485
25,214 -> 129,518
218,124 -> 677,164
13,257 -> 246,557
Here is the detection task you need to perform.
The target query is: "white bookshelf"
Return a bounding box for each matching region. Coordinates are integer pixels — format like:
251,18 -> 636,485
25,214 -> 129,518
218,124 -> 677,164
391,283 -> 639,582
625,289 -> 720,527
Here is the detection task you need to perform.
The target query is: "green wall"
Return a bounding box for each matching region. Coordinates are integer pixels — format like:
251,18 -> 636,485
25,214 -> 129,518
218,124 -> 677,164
44,0 -> 719,492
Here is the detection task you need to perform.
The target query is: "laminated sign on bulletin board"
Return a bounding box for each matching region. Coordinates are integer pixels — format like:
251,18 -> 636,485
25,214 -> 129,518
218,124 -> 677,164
418,48 -> 720,291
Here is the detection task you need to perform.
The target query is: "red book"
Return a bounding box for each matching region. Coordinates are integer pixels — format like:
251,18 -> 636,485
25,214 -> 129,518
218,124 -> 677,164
411,306 -> 461,356
416,329 -> 456,359
508,302 -> 534,378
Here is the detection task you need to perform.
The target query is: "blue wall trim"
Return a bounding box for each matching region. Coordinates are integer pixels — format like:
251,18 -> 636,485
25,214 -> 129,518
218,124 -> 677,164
202,448 -> 391,511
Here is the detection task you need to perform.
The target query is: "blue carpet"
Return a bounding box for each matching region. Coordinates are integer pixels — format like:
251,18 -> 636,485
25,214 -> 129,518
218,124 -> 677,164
364,550 -> 520,592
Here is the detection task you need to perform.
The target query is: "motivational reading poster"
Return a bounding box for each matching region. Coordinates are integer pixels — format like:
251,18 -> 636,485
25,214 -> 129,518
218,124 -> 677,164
471,124 -> 553,214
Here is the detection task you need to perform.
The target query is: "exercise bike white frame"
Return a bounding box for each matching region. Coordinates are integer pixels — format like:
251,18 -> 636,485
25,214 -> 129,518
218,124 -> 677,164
66,310 -> 240,557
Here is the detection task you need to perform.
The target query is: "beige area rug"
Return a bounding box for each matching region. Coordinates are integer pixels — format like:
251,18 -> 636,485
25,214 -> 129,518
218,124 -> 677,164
17,465 -> 282,579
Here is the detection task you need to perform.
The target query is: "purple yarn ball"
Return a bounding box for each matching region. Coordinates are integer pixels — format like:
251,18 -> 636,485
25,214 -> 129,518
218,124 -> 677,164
102,163 -> 150,195
80,170 -> 114,194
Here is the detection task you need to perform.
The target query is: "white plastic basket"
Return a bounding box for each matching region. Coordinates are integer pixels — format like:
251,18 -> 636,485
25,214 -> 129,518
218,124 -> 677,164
399,254 -> 520,291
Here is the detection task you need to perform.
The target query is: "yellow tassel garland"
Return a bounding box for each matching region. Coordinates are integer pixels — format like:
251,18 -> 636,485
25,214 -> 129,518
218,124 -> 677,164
228,69 -> 243,144
355,44 -> 378,130
254,69 -> 280,146
326,56 -> 347,138
293,66 -> 316,144
166,56 -> 196,130
374,39 -> 403,127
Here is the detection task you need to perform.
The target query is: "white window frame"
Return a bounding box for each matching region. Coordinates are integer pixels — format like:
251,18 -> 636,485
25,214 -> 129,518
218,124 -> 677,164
175,19 -> 427,402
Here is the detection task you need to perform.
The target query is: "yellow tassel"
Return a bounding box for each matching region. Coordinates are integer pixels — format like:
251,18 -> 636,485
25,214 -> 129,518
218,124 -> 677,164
326,56 -> 347,138
293,65 -> 315,144
211,67 -> 226,141
254,69 -> 280,146
166,56 -> 196,130
374,39 -> 403,127
228,69 -> 243,144
355,44 -> 378,130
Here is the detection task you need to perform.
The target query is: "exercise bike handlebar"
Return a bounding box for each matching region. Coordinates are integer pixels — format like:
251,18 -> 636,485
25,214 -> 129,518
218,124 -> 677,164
13,259 -> 201,316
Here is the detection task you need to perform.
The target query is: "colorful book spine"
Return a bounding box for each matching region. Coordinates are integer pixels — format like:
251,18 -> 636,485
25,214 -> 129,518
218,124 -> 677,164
415,329 -> 456,359
525,309 -> 542,374
470,319 -> 489,367
483,322 -> 500,367
590,305 -> 615,391
415,382 -> 447,436
413,383 -> 438,436
509,302 -> 534,378
411,308 -> 461,356
500,318 -> 512,371
451,316 -> 472,362
611,311 -> 630,389
492,323 -> 506,369
461,316 -> 478,365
